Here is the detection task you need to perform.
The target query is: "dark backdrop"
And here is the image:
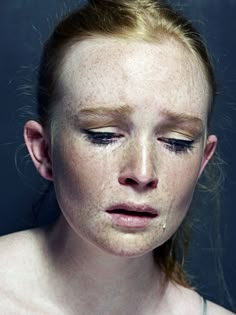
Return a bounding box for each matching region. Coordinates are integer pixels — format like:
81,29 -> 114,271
0,0 -> 235,311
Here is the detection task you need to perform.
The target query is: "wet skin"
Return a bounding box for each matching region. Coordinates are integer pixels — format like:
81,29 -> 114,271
45,36 -> 217,258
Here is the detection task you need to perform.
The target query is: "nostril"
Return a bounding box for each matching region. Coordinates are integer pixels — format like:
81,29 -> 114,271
148,179 -> 158,189
119,176 -> 158,189
125,178 -> 138,186
119,177 -> 140,187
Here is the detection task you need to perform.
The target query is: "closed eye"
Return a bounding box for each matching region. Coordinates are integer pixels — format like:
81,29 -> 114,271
81,129 -> 195,153
158,137 -> 194,154
81,129 -> 124,145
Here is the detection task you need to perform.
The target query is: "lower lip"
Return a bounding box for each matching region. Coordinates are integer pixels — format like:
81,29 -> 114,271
107,213 -> 155,228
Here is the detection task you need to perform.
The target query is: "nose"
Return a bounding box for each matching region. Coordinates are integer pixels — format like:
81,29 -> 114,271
118,140 -> 158,190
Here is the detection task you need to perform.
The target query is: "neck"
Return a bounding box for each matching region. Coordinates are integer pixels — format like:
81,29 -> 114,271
44,215 -> 169,315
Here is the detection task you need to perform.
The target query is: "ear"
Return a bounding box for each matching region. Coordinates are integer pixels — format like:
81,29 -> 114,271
24,120 -> 53,181
198,134 -> 218,178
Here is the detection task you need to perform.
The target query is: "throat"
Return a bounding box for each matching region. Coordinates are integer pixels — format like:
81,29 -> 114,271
46,215 -> 167,315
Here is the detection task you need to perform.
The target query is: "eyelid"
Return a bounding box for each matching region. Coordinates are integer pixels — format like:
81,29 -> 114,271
80,127 -> 199,153
81,129 -> 123,136
82,128 -> 126,137
158,137 -> 195,154
88,126 -> 122,133
75,117 -> 131,133
81,129 -> 124,146
158,137 -> 194,145
160,128 -> 202,140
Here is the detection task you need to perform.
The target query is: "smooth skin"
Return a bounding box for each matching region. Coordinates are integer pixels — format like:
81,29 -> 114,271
0,36 -> 234,315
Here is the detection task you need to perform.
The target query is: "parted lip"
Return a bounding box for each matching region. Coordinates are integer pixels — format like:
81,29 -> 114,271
106,203 -> 159,217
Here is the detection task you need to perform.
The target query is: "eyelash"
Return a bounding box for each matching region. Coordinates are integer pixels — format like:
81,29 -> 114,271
81,130 -> 194,154
157,137 -> 194,154
81,129 -> 124,145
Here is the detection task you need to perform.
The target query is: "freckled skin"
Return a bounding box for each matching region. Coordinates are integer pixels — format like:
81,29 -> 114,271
51,36 -> 212,257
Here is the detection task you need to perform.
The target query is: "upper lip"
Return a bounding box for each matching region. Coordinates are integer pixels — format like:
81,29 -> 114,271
106,203 -> 159,217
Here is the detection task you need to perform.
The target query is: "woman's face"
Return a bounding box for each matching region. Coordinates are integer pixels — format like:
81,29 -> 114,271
47,37 -> 216,257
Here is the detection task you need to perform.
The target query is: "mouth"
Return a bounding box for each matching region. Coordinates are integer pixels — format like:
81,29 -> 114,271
106,203 -> 158,228
107,208 -> 157,218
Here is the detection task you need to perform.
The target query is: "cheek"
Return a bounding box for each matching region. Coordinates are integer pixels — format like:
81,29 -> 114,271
175,166 -> 199,209
154,156 -> 202,239
159,154 -> 202,209
51,137 -> 115,211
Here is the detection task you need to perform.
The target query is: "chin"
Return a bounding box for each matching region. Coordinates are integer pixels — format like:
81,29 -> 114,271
90,230 -> 166,259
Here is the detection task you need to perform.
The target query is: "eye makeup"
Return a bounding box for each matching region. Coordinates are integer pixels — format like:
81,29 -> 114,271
81,129 -> 124,146
81,128 -> 196,155
158,137 -> 194,154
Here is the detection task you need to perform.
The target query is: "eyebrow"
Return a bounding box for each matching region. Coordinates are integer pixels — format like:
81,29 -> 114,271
78,105 -> 134,119
160,108 -> 203,125
69,104 -> 204,134
159,109 -> 204,135
68,105 -> 133,129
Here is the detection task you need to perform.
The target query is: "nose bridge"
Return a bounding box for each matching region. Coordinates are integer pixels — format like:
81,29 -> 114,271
133,136 -> 156,177
119,135 -> 158,188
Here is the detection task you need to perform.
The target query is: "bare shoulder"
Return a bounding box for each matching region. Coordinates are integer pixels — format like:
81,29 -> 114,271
0,228 -> 46,271
171,284 -> 235,315
0,228 -> 47,290
0,228 -> 58,313
207,300 -> 235,315
0,227 -> 45,249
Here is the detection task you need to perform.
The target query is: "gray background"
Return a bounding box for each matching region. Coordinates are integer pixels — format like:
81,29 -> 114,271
0,0 -> 235,312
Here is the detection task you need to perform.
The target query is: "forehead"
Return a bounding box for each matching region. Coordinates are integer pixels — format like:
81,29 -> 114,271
59,36 -> 210,122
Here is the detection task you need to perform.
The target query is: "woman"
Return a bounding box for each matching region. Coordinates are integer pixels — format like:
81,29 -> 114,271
0,0 -> 234,314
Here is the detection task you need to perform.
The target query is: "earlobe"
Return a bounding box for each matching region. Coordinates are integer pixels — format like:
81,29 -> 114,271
199,134 -> 218,177
24,120 -> 53,181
